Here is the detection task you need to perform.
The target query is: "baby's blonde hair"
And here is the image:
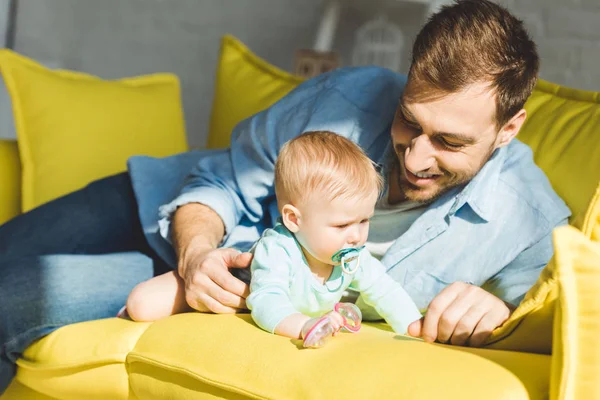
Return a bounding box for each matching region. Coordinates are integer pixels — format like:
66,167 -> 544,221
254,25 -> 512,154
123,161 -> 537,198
274,131 -> 383,209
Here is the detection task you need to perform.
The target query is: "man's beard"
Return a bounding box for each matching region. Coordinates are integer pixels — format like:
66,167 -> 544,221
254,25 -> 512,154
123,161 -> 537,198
392,146 -> 494,204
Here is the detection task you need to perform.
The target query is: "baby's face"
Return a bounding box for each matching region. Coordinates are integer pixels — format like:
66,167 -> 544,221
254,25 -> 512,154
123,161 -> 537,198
294,192 -> 377,266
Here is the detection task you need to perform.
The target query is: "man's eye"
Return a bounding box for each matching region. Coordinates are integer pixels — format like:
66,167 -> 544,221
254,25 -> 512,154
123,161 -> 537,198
439,137 -> 464,149
399,116 -> 422,132
336,224 -> 349,229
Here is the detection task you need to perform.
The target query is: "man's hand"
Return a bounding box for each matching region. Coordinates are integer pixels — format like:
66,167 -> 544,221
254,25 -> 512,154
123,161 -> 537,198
407,282 -> 513,347
171,203 -> 252,314
179,246 -> 252,314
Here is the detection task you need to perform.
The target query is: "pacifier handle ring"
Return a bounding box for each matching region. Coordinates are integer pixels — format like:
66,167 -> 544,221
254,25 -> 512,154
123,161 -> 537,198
340,251 -> 361,275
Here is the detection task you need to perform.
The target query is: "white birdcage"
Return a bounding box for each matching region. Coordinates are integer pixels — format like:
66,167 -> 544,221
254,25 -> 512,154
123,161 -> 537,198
352,16 -> 405,72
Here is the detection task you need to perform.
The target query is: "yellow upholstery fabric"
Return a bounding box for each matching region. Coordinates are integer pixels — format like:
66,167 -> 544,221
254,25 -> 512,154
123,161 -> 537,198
0,139 -> 20,225
14,318 -> 150,400
518,79 -> 600,226
581,186 -> 600,242
127,313 -> 550,400
550,226 -> 600,400
206,35 -> 304,149
484,256 -> 558,354
0,49 -> 188,211
2,381 -> 59,399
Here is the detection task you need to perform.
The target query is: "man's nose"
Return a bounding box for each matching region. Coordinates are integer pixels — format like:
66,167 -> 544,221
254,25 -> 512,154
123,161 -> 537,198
405,134 -> 435,172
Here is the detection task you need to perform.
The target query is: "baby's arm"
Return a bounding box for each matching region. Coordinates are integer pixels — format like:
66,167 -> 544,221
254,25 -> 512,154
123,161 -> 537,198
247,234 -> 311,339
352,252 -> 422,334
126,271 -> 193,322
274,313 -> 312,338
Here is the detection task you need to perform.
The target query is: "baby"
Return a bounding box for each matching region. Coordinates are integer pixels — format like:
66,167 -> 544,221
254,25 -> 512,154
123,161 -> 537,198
246,131 -> 421,340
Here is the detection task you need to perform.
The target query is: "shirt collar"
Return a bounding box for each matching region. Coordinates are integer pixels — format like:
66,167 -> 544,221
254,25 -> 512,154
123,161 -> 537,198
449,146 -> 507,222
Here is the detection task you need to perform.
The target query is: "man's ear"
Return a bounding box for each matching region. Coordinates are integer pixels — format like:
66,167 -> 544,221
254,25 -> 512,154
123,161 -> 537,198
281,204 -> 301,233
496,109 -> 527,149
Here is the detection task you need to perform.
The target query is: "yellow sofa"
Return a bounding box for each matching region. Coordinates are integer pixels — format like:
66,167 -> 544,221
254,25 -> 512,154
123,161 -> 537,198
1,37 -> 600,399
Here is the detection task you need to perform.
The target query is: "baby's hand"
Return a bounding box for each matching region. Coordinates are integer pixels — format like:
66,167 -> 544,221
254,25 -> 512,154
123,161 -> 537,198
324,311 -> 345,335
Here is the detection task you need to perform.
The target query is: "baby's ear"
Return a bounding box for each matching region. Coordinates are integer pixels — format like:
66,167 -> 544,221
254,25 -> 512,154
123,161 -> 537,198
281,204 -> 301,233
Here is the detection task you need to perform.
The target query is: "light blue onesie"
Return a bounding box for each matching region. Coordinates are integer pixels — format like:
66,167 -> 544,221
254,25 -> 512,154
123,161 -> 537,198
246,221 -> 422,334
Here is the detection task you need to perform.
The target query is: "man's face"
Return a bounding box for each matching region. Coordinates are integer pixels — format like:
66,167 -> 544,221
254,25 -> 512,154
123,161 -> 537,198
390,82 -> 506,203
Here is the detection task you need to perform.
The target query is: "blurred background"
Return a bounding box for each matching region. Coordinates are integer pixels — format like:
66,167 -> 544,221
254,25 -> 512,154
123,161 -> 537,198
1,0 -> 599,147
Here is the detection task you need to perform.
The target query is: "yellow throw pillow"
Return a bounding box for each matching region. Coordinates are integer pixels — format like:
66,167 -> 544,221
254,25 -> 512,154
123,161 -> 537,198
0,139 -> 20,224
207,35 -> 304,149
581,185 -> 600,242
550,226 -> 600,400
0,49 -> 188,211
519,79 -> 600,226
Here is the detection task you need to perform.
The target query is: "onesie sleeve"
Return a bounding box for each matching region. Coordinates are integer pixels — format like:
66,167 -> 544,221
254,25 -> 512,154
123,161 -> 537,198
351,250 -> 422,334
246,231 -> 299,333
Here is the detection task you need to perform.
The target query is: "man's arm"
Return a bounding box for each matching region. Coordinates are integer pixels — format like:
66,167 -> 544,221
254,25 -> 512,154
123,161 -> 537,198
172,203 -> 225,267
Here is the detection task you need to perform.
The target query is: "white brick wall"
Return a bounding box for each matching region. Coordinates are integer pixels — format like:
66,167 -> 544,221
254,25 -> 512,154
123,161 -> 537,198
498,0 -> 600,91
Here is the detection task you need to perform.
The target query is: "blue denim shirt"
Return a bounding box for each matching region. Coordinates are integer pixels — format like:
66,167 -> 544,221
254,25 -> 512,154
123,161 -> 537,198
127,66 -> 570,310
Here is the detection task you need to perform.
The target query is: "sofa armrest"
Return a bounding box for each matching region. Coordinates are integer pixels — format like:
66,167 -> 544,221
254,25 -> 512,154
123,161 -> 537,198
550,226 -> 600,400
0,139 -> 21,225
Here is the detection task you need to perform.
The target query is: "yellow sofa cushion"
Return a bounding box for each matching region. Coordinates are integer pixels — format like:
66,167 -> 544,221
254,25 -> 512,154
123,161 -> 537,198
0,49 -> 189,212
582,185 -> 600,242
206,35 -> 304,149
126,313 -> 550,400
550,226 -> 600,400
0,139 -> 20,225
3,314 -> 551,400
13,318 -> 150,400
518,79 -> 600,226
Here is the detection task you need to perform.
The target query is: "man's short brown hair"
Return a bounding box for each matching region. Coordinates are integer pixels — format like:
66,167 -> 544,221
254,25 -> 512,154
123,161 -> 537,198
406,0 -> 539,128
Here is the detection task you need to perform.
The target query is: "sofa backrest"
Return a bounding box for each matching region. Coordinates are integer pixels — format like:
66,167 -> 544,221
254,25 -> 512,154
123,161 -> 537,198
519,80 -> 600,226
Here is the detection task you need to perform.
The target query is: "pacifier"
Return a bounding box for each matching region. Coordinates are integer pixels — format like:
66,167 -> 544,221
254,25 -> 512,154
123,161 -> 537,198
301,303 -> 363,349
331,246 -> 365,274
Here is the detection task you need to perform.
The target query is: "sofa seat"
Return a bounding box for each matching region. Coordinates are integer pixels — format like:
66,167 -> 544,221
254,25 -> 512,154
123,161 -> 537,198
4,314 -> 550,400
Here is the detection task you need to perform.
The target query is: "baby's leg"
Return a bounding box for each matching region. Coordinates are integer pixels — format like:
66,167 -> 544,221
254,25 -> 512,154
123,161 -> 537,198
126,270 -> 193,322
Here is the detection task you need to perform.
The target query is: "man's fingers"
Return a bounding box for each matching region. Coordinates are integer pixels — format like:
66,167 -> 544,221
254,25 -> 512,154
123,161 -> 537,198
422,283 -> 461,343
468,307 -> 510,347
195,293 -> 239,314
448,303 -> 488,346
407,318 -> 423,338
232,252 -> 253,268
220,248 -> 252,269
210,264 -> 250,299
205,278 -> 247,309
436,286 -> 481,344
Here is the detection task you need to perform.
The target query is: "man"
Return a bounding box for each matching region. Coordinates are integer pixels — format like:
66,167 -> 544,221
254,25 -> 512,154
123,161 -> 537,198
0,0 -> 570,393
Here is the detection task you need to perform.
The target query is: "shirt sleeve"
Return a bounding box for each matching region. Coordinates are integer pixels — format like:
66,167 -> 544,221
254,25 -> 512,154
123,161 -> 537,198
351,251 -> 422,334
482,217 -> 568,305
246,232 -> 299,333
